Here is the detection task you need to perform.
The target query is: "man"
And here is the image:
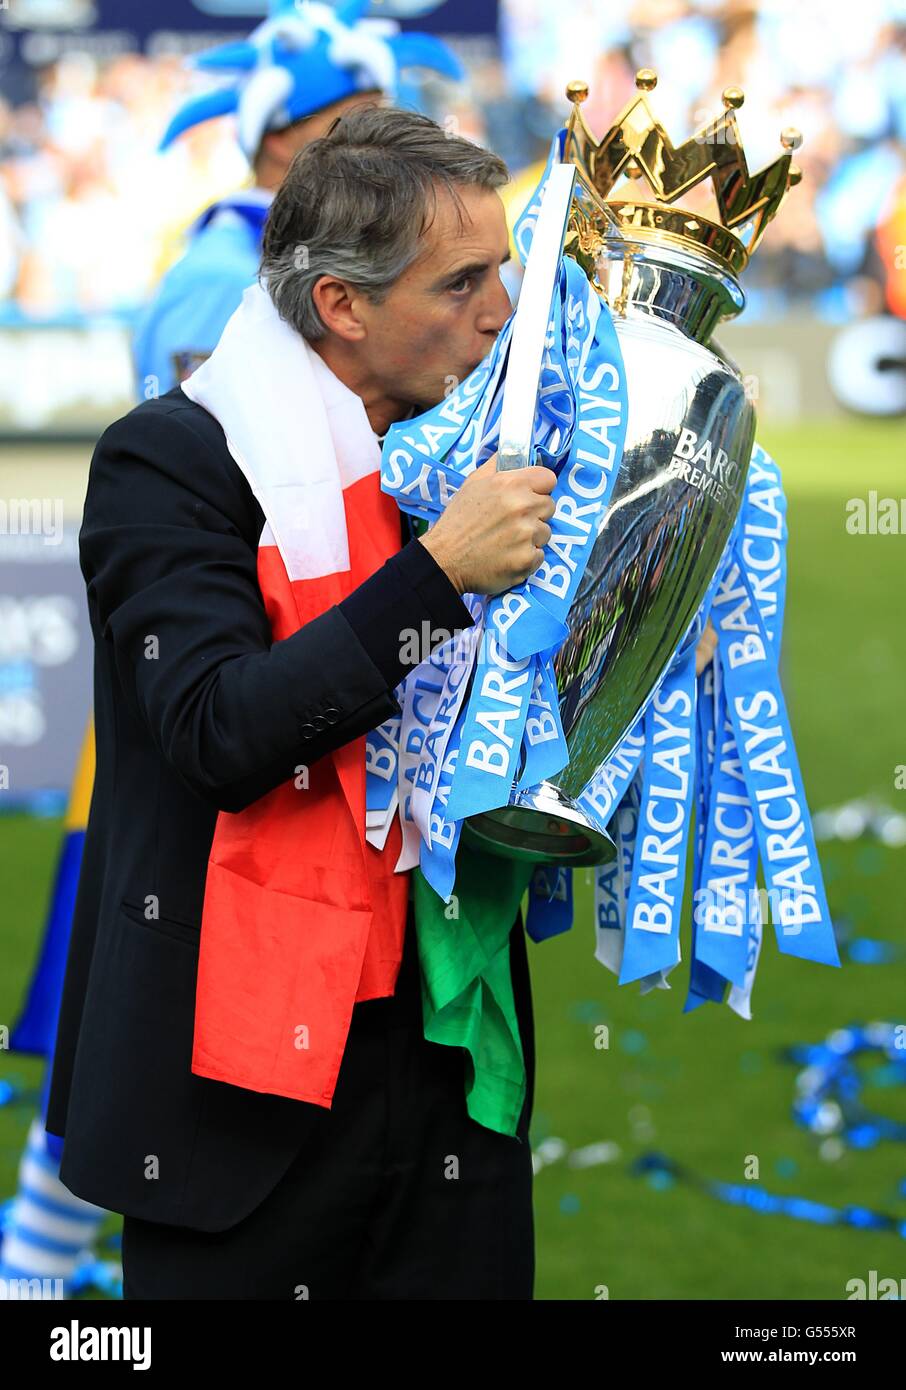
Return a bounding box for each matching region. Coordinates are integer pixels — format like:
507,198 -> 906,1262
2,2 -> 461,1297
134,0 -> 461,395
45,105 -> 557,1301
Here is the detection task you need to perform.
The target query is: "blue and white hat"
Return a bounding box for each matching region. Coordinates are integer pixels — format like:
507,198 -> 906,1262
160,0 -> 464,160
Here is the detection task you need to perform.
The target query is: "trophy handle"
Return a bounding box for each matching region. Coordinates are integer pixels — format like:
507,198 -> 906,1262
497,162 -> 576,472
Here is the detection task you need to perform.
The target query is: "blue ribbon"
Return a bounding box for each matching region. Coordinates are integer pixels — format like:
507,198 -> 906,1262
526,865 -> 574,942
709,556 -> 838,966
620,644 -> 698,983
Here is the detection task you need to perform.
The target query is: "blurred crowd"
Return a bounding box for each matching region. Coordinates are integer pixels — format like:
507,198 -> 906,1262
1,0 -> 905,325
0,52 -> 249,320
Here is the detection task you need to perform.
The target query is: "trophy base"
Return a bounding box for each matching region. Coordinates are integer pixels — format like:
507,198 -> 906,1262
462,782 -> 617,866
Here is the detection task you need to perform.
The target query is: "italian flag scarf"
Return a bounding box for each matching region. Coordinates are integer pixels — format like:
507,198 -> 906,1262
181,281 -> 531,1137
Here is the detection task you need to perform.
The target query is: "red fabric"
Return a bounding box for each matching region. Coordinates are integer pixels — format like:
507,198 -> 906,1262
191,471 -> 410,1104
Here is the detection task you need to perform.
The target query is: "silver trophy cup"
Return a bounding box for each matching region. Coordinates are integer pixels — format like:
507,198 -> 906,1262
462,73 -> 801,866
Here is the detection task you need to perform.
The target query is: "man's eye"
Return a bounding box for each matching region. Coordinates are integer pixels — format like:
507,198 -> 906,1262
449,276 -> 473,295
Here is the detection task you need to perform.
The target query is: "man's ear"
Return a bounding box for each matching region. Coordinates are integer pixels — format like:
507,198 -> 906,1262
311,275 -> 367,342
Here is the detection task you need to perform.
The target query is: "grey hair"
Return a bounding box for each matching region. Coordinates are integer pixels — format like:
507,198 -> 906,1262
258,105 -> 509,340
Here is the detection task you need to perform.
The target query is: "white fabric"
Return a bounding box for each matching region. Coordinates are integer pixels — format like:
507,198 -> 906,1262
180,280 -> 380,582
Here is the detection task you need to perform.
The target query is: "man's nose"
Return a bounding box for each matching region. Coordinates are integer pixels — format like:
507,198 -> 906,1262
476,275 -> 514,336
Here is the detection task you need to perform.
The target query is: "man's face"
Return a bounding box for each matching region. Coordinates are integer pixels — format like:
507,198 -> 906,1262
350,184 -> 513,410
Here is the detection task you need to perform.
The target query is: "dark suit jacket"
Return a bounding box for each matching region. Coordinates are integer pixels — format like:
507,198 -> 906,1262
44,384 -> 477,1232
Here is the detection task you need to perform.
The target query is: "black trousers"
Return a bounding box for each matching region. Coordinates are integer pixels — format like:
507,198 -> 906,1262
121,905 -> 536,1299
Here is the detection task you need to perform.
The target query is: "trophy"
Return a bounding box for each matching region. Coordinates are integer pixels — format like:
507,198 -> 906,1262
461,70 -> 803,866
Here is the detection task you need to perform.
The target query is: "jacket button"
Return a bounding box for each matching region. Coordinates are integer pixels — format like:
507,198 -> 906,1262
323,707 -> 340,723
299,722 -> 316,738
311,715 -> 329,731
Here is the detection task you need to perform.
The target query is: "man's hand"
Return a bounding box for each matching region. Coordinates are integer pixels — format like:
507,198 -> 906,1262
418,453 -> 556,596
695,617 -> 718,676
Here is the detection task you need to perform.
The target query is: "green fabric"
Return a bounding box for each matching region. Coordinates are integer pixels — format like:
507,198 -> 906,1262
412,845 -> 536,1138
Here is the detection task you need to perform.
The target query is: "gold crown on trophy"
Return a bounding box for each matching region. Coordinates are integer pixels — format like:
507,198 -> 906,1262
562,70 -> 802,276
